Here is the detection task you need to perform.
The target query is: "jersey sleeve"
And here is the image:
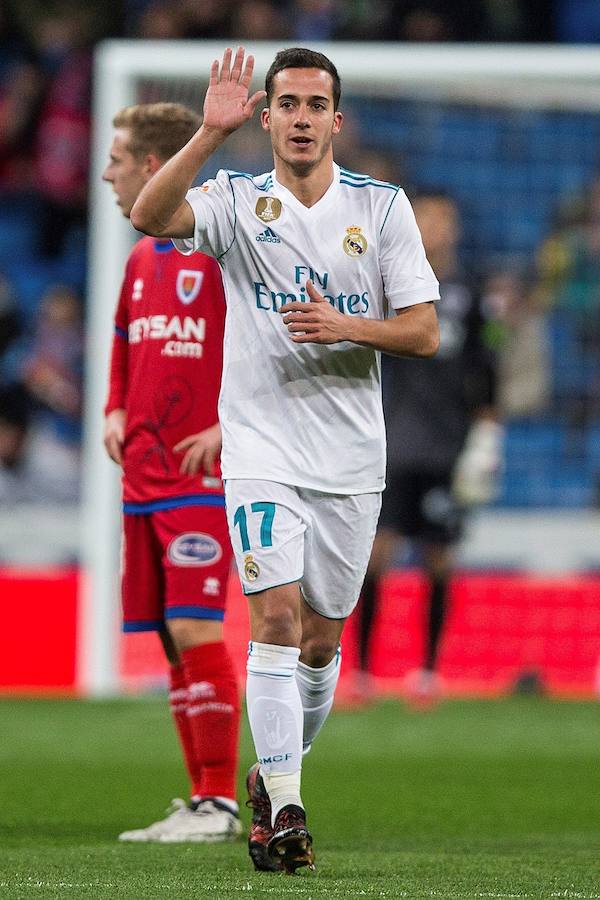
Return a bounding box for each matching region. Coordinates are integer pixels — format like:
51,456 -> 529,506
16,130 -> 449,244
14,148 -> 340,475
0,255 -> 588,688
379,189 -> 440,310
104,258 -> 130,415
172,169 -> 235,260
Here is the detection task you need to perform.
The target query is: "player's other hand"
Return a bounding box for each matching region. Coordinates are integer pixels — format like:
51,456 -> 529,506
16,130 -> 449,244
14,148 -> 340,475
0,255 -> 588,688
174,422 -> 222,476
280,280 -> 353,345
104,408 -> 126,466
452,417 -> 505,506
203,47 -> 266,135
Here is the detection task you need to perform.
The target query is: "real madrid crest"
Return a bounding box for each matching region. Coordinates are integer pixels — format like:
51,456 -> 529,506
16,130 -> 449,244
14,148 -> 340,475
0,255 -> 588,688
244,554 -> 260,581
256,196 -> 282,223
343,226 -> 367,257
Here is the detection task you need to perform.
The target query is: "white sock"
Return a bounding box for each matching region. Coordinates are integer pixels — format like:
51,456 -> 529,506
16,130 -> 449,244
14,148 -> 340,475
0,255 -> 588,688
246,641 -> 303,818
296,647 -> 341,753
246,641 -> 304,823
262,769 -> 303,825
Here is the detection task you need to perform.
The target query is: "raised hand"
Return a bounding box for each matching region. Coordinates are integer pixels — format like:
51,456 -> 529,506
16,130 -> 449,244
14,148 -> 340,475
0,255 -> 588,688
203,47 -> 267,135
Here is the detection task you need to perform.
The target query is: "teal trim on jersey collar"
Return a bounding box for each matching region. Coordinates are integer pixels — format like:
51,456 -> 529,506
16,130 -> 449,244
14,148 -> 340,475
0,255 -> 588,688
339,178 -> 398,190
339,167 -> 398,190
228,171 -> 273,192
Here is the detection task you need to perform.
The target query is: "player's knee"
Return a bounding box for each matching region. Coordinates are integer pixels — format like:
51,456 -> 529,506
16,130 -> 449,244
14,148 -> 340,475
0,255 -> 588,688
166,616 -> 223,652
253,606 -> 301,647
301,635 -> 338,669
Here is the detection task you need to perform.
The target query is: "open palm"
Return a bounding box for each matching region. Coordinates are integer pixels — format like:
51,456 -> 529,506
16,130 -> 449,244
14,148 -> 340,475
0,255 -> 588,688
203,47 -> 266,134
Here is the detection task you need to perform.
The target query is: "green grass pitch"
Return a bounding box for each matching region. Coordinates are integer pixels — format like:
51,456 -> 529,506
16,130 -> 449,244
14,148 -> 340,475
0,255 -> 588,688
2,696 -> 600,899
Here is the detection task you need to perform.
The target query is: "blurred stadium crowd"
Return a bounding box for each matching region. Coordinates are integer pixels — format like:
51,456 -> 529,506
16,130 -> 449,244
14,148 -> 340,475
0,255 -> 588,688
1,0 -> 600,512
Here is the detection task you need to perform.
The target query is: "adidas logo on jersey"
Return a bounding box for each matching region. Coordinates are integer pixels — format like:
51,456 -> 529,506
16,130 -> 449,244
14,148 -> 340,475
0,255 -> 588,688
255,227 -> 281,244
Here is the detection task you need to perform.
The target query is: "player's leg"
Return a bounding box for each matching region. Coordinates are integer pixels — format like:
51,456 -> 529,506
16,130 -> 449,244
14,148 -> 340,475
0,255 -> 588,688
118,513 -> 196,842
405,471 -> 461,705
422,541 -> 454,671
300,488 -> 381,740
246,581 -> 309,870
355,470 -> 411,694
225,479 -> 310,872
263,489 -> 381,869
158,503 -> 242,843
296,605 -> 344,752
356,526 -> 397,695
158,627 -> 204,808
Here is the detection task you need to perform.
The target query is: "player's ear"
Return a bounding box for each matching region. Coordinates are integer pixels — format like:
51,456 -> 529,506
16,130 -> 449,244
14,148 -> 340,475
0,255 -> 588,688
260,107 -> 270,132
332,111 -> 343,136
144,153 -> 162,179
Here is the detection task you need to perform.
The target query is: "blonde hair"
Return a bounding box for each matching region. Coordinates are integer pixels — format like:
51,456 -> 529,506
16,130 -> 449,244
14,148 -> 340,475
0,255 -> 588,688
112,102 -> 201,162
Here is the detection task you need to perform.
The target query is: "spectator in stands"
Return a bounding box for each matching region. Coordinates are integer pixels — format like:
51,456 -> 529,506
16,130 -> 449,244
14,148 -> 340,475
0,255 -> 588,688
533,174 -> 600,424
230,1 -> 290,39
333,0 -> 396,40
291,0 -> 338,40
32,4 -> 95,257
553,0 -> 600,42
483,270 -> 550,418
176,0 -> 234,39
1,283 -> 83,504
0,373 -> 79,504
534,175 -> 600,318
0,1 -> 43,196
0,382 -> 30,471
356,190 -> 502,705
136,1 -> 187,39
20,284 -> 83,445
0,274 -> 22,367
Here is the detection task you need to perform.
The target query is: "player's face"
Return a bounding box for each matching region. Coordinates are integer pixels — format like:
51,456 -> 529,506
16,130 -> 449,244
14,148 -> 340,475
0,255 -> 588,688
102,129 -> 150,218
261,68 -> 343,175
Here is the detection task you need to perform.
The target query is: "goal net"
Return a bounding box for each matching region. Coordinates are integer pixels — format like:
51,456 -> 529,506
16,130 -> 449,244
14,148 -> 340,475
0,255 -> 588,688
80,40 -> 600,694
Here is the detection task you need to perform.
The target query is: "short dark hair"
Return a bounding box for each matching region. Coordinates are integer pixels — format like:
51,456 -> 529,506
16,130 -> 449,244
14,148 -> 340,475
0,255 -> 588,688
113,103 -> 201,162
265,48 -> 341,110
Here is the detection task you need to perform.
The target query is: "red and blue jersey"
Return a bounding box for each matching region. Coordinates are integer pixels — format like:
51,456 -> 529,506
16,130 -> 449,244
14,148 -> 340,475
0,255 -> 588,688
105,237 -> 226,508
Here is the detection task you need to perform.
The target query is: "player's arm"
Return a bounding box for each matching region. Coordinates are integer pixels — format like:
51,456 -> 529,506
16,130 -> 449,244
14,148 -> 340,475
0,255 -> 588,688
131,47 -> 266,238
280,281 -> 440,357
104,330 -> 127,466
452,287 -> 504,505
173,422 -> 222,476
103,268 -> 130,466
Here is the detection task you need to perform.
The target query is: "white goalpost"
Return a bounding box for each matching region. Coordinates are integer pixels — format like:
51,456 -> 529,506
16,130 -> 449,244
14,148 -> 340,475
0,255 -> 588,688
79,40 -> 600,695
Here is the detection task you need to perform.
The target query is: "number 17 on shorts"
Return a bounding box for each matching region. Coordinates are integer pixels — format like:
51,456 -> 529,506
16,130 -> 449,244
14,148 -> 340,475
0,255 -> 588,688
225,480 -> 307,596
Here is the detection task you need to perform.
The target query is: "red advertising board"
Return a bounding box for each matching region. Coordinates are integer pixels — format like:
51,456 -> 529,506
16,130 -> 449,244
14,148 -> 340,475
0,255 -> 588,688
1,567 -> 599,697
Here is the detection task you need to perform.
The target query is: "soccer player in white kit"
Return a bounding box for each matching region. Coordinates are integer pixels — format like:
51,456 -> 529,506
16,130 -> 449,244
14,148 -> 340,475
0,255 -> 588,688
131,46 -> 440,874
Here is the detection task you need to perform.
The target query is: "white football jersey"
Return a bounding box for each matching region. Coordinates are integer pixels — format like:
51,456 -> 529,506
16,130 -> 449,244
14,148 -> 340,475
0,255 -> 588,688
174,163 -> 439,494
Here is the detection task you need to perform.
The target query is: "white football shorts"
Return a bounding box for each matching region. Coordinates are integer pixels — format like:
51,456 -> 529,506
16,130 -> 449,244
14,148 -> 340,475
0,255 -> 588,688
224,479 -> 382,619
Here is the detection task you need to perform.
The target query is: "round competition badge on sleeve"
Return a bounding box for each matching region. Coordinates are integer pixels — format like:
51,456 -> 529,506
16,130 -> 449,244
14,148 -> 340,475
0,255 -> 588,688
343,226 -> 367,257
256,197 -> 282,223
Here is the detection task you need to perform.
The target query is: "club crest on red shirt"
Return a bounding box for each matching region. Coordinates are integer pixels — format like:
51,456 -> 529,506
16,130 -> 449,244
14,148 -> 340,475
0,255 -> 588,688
176,270 -> 204,305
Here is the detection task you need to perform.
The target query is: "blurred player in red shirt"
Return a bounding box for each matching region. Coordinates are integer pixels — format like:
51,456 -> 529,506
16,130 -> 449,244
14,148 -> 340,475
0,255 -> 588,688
102,103 -> 241,843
